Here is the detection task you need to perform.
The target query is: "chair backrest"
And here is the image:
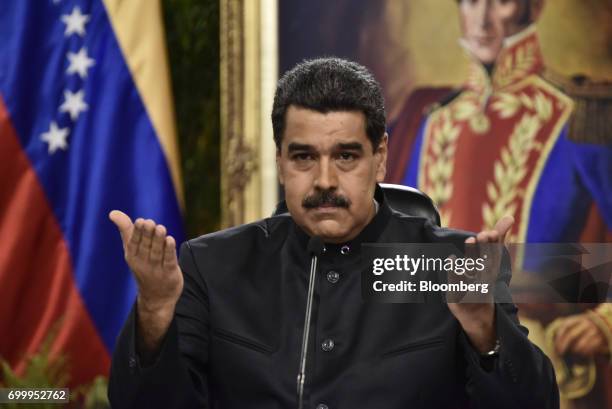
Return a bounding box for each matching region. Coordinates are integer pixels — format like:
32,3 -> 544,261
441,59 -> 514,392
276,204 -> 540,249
272,183 -> 440,226
379,183 -> 440,226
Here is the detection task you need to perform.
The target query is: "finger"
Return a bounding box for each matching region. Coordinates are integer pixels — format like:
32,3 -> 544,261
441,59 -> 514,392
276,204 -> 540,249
127,218 -> 144,256
494,215 -> 514,242
483,231 -> 499,243
480,232 -> 499,263
446,254 -> 460,280
464,238 -> 479,263
163,236 -> 178,270
139,219 -> 156,255
149,224 -> 167,264
445,254 -> 466,303
109,210 -> 133,244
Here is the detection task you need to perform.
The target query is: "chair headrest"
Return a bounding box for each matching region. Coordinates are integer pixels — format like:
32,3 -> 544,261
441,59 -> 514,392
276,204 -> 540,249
379,183 -> 440,226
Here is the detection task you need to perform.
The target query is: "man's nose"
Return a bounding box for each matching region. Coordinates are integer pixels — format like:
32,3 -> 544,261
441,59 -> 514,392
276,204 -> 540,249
314,157 -> 338,190
476,0 -> 493,29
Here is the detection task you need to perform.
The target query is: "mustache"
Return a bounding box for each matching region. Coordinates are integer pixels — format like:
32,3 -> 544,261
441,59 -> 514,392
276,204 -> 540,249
302,190 -> 351,209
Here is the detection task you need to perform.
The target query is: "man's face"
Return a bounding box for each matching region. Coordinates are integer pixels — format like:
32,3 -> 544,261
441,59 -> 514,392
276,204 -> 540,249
277,106 -> 387,244
458,0 -> 529,64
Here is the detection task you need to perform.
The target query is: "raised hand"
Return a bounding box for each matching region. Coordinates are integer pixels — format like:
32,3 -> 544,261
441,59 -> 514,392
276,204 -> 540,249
109,210 -> 183,357
447,215 -> 514,352
109,210 -> 183,309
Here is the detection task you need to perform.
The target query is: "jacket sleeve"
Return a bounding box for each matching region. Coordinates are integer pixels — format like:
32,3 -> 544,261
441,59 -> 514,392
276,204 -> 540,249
459,250 -> 560,409
108,241 -> 210,409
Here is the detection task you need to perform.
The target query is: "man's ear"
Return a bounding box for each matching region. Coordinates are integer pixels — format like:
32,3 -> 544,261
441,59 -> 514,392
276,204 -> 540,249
276,149 -> 285,185
375,133 -> 388,183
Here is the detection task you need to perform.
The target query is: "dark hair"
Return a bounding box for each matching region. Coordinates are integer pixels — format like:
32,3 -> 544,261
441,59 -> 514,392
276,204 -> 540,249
272,57 -> 386,151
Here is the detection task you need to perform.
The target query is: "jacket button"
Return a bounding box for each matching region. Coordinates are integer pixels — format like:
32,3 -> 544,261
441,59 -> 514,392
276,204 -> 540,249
340,245 -> 350,255
327,270 -> 340,284
316,404 -> 329,409
321,338 -> 335,352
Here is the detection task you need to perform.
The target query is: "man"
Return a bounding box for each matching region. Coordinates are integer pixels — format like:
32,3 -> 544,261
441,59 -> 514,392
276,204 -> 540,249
386,0 -> 612,406
108,58 -> 557,408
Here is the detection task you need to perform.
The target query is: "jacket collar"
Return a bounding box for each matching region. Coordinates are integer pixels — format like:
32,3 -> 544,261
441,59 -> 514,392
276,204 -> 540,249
462,25 -> 544,94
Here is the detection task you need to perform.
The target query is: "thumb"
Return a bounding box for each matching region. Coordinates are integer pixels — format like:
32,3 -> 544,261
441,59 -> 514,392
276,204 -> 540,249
494,215 -> 514,242
109,210 -> 133,244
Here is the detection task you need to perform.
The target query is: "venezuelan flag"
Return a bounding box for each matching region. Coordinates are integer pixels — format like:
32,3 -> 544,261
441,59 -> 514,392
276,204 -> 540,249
0,0 -> 184,387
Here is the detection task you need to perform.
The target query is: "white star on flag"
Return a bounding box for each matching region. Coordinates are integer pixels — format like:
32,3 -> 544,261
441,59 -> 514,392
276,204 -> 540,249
41,121 -> 70,154
59,89 -> 88,120
66,47 -> 95,78
61,7 -> 90,37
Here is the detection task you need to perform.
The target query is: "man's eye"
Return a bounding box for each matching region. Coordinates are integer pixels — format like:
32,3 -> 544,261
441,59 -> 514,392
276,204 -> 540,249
338,152 -> 356,161
293,153 -> 313,161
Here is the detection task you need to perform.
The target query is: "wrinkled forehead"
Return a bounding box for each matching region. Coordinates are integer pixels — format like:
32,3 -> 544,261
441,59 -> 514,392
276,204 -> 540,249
281,106 -> 369,149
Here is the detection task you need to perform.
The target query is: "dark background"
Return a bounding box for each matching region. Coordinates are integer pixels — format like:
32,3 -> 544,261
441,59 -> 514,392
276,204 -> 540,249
163,0 -> 220,237
278,0 -> 381,74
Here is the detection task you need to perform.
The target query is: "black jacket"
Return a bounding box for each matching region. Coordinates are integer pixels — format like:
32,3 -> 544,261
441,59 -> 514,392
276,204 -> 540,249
108,193 -> 558,409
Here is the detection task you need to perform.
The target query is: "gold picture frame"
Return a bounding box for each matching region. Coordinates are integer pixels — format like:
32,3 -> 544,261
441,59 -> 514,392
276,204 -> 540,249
220,0 -> 278,228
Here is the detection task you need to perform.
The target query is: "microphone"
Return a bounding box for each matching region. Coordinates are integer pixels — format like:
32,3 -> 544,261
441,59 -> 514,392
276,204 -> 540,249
297,236 -> 325,409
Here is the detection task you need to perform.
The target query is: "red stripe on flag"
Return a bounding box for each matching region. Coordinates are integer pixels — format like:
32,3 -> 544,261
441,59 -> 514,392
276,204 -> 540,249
0,97 -> 110,387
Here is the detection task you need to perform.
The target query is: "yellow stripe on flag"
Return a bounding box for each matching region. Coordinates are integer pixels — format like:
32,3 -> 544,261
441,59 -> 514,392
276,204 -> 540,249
102,0 -> 184,209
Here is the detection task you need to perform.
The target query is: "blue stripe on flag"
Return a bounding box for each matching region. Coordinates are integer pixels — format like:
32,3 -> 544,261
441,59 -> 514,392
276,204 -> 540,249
0,0 -> 184,352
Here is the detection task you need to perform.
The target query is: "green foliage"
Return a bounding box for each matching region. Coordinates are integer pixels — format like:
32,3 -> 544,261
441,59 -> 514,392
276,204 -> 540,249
0,327 -> 109,409
0,325 -> 69,409
163,0 -> 221,237
79,376 -> 110,409
0,351 -> 68,409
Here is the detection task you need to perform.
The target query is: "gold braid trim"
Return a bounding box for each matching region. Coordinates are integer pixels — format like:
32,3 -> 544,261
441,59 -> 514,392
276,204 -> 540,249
545,318 -> 596,400
482,114 -> 543,233
587,307 -> 612,365
482,91 -> 552,233
493,41 -> 537,89
424,109 -> 460,226
423,91 -> 489,225
594,303 -> 612,325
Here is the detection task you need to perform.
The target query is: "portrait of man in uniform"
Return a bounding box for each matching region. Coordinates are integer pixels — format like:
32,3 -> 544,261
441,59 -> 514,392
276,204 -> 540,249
384,1 -> 612,407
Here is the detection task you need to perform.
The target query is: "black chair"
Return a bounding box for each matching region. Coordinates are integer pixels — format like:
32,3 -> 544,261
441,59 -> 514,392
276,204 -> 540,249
379,183 -> 440,226
272,183 -> 440,227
